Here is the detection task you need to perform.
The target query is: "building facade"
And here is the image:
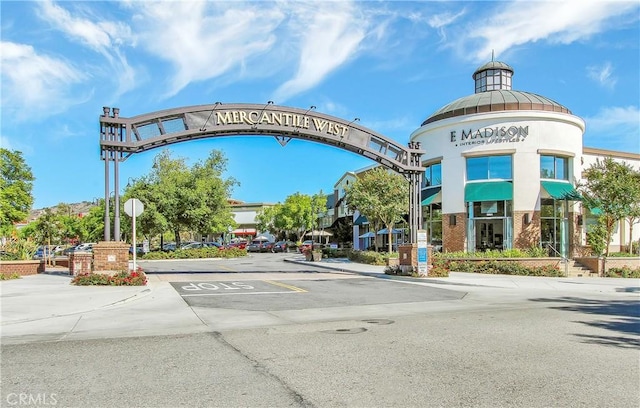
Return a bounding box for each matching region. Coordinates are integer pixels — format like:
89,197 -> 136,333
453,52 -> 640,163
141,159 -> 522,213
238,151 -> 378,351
401,61 -> 640,256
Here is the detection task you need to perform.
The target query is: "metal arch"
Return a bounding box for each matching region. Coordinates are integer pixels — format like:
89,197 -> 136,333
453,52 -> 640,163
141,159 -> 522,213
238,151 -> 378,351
99,104 -> 425,243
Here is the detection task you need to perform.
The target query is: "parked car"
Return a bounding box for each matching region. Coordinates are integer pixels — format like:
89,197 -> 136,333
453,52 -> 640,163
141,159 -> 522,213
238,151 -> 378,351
75,243 -> 95,252
272,241 -> 294,253
61,245 -> 81,255
261,241 -> 276,253
298,240 -> 314,253
246,240 -> 272,253
226,241 -> 247,250
162,243 -> 177,251
129,244 -> 146,255
33,245 -> 61,259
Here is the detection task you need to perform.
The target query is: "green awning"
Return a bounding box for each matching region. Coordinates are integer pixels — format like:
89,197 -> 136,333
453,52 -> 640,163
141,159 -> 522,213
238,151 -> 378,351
541,181 -> 582,200
465,181 -> 513,202
354,215 -> 368,225
589,207 -> 602,215
421,187 -> 441,205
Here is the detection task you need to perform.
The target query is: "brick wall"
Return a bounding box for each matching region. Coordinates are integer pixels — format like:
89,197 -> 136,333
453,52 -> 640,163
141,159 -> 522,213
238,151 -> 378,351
0,260 -> 44,277
514,211 -> 540,249
443,213 -> 466,252
92,241 -> 130,272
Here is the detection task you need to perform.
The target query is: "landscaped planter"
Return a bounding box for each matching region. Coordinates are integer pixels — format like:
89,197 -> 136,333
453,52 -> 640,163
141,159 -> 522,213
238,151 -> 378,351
0,260 -> 45,277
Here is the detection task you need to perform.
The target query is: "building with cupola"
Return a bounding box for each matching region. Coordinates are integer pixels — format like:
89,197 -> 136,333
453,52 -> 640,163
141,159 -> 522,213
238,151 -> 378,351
404,60 -> 639,256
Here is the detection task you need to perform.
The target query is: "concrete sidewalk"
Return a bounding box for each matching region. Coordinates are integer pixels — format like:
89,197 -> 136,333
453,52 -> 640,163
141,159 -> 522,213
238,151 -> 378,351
285,257 -> 640,295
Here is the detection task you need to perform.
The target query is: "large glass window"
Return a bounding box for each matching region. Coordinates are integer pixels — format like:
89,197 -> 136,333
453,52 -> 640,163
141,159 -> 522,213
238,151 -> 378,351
540,155 -> 569,180
422,162 -> 442,188
467,155 -> 512,181
540,198 -> 569,257
423,204 -> 443,251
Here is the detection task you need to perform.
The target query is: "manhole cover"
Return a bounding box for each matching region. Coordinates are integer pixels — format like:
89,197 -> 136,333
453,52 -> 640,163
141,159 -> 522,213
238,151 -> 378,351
322,327 -> 368,334
361,319 -> 394,325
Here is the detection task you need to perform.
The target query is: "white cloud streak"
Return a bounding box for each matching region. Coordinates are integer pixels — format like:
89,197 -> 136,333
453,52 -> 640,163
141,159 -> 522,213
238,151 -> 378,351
453,1 -> 640,62
587,62 -> 617,89
0,41 -> 86,121
37,0 -> 136,96
129,1 -> 284,98
272,2 -> 367,102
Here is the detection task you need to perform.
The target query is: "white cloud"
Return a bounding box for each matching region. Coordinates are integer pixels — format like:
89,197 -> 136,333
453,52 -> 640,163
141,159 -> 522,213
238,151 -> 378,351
584,106 -> 640,151
0,41 -> 86,121
455,1 -> 640,62
128,1 -> 284,97
36,0 -> 136,96
587,62 -> 617,89
273,2 -> 367,102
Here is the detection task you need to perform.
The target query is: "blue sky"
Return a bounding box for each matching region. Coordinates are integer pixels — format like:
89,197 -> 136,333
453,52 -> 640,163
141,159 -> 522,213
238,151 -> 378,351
2,1 -> 639,210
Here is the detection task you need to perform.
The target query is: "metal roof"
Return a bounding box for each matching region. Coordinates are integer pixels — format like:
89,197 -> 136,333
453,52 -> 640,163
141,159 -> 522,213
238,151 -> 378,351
421,90 -> 572,126
472,61 -> 514,77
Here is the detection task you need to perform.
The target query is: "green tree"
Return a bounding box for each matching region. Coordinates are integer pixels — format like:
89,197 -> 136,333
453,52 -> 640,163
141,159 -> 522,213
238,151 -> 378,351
579,157 -> 640,256
0,149 -> 34,235
80,202 -> 107,243
255,204 -> 280,237
126,149 -> 237,247
259,192 -> 327,243
624,171 -> 640,254
345,167 -> 408,253
53,203 -> 86,244
31,208 -> 63,245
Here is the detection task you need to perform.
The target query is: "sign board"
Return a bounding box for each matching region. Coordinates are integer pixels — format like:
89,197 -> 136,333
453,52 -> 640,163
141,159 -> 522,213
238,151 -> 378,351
417,229 -> 428,275
124,198 -> 144,217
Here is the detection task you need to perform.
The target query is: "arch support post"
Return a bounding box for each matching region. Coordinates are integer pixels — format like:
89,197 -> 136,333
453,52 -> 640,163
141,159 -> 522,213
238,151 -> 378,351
407,142 -> 424,244
100,107 -> 126,241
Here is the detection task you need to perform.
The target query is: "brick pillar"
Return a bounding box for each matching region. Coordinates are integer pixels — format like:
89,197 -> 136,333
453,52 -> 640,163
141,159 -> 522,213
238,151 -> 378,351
442,213 -> 465,252
514,210 -> 540,250
399,243 -> 417,267
92,241 -> 130,272
399,244 -> 434,268
69,251 -> 93,276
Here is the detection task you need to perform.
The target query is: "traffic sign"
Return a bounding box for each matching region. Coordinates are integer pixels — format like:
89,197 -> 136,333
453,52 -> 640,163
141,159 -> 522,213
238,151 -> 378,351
124,198 -> 144,217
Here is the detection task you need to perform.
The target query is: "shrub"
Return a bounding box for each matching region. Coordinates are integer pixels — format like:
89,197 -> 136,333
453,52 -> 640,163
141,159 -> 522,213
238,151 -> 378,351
608,252 -> 637,258
323,248 -> 351,258
437,247 -> 549,259
140,247 -> 247,260
348,250 -> 386,266
0,273 -> 21,280
605,266 -> 640,278
72,270 -> 147,286
439,259 -> 563,277
0,238 -> 39,261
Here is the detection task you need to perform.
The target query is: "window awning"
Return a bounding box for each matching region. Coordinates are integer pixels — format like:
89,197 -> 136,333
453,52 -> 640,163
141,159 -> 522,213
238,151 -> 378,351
231,228 -> 256,236
465,181 -> 513,202
541,181 -> 582,200
354,215 -> 368,225
421,187 -> 441,205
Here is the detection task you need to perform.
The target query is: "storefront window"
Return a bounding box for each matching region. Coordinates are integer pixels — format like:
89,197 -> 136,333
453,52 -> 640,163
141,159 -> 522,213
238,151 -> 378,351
467,200 -> 512,252
422,162 -> 442,187
540,198 -> 569,257
540,155 -> 569,180
467,155 -> 512,181
423,204 -> 443,251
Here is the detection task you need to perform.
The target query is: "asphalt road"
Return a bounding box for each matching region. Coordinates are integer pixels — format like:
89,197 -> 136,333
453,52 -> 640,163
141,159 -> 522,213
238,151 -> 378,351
2,254 -> 638,408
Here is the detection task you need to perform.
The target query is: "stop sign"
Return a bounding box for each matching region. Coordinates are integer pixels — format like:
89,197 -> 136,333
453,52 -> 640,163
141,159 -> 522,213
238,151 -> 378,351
124,198 -> 144,217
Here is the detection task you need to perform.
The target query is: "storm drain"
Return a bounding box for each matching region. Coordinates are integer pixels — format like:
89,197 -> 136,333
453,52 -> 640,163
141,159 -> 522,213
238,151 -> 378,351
361,319 -> 394,325
322,327 -> 368,334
